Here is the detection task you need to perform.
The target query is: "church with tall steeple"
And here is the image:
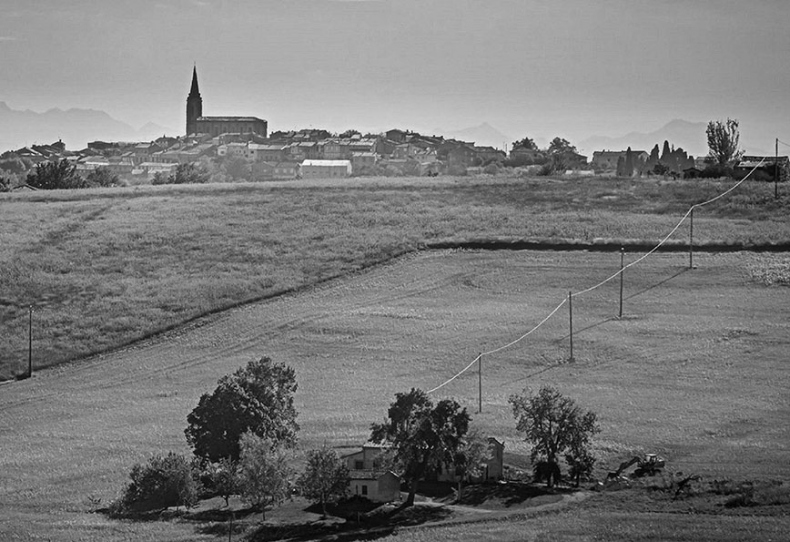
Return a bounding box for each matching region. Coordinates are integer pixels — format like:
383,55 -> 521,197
185,67 -> 267,138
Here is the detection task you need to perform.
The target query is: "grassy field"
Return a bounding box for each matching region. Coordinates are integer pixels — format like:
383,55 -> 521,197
1,175 -> 788,381
1,245 -> 788,540
1,175 -> 789,540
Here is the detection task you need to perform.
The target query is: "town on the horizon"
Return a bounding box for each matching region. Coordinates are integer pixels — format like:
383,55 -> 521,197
1,67 -> 788,189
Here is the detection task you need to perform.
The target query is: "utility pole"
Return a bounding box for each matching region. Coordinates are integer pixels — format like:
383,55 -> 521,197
568,292 -> 574,362
28,305 -> 33,378
688,208 -> 694,269
619,248 -> 625,318
776,138 -> 780,200
478,354 -> 482,414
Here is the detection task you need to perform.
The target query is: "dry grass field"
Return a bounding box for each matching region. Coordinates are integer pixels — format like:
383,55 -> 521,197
1,175 -> 789,540
1,248 -> 789,540
1,175 -> 788,380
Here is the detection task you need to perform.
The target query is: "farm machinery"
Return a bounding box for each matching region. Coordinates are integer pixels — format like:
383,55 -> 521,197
607,454 -> 666,480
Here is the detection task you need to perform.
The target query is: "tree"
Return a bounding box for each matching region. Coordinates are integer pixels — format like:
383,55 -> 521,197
297,445 -> 350,517
26,159 -> 85,190
185,357 -> 299,462
370,388 -> 470,507
509,386 -> 599,488
222,156 -> 251,181
85,166 -> 119,187
201,457 -> 239,507
707,118 -> 742,166
169,162 -> 210,184
113,452 -> 198,516
452,429 -> 492,502
339,129 -> 361,138
238,432 -> 293,521
548,137 -> 577,155
511,137 -> 538,151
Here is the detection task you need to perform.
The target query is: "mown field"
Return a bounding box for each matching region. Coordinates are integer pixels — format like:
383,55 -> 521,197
1,175 -> 789,541
1,175 -> 788,381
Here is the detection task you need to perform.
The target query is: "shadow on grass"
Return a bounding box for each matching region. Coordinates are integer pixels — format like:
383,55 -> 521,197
242,505 -> 452,542
457,482 -> 568,508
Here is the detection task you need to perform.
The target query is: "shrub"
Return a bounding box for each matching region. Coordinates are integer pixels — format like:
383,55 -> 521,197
112,452 -> 198,516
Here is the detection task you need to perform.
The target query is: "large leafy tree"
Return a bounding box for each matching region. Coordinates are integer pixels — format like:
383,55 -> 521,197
509,386 -> 599,488
237,433 -> 293,521
706,118 -> 742,166
511,137 -> 538,151
185,357 -> 299,462
548,137 -> 577,155
297,445 -> 350,517
370,388 -> 470,507
26,159 -> 85,190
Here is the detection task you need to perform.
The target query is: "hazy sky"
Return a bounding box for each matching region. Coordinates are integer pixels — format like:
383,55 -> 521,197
1,0 -> 787,153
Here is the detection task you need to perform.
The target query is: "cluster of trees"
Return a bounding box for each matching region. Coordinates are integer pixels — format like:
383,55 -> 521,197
16,159 -> 120,190
112,356 -> 600,520
112,357 -> 351,519
614,142 -> 695,178
151,163 -> 211,185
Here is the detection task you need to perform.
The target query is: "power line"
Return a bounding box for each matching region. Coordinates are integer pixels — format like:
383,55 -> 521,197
424,160 -> 768,396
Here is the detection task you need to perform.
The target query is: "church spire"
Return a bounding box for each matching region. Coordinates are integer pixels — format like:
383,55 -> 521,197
189,65 -> 200,98
186,65 -> 203,136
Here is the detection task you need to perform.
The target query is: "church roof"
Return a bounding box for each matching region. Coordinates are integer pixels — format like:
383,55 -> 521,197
196,116 -> 266,123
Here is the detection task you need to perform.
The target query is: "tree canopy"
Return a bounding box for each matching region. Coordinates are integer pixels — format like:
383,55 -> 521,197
237,432 -> 293,521
548,137 -> 577,155
706,118 -> 742,166
185,357 -> 299,462
297,445 -> 350,517
509,386 -> 599,487
26,159 -> 85,190
511,137 -> 538,151
370,388 -> 469,507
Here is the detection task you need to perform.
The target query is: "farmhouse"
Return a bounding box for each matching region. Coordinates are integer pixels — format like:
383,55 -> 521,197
735,155 -> 789,182
341,443 -> 401,503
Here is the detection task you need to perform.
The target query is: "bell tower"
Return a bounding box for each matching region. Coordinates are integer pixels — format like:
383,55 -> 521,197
186,66 -> 202,136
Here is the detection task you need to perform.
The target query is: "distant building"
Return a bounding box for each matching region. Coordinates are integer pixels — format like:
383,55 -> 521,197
186,67 -> 267,138
301,159 -> 352,178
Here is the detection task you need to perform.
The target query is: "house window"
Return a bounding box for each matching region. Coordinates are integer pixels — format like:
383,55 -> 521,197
361,485 -> 368,496
355,460 -> 364,470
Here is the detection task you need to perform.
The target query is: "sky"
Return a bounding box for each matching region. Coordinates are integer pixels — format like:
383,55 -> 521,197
1,0 -> 788,154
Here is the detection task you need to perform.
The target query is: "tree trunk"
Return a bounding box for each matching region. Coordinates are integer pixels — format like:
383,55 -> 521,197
399,478 -> 417,509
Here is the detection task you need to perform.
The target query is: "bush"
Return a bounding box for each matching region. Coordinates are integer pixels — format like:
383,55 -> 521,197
111,452 -> 198,517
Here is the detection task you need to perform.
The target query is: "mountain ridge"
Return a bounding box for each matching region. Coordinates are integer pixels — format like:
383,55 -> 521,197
0,101 -> 173,151
579,119 -> 708,157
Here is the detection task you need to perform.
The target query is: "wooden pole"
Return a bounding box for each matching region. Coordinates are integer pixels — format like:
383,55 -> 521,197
688,208 -> 694,269
478,354 -> 482,414
619,248 -> 625,318
568,292 -> 574,362
776,138 -> 780,200
28,305 -> 33,378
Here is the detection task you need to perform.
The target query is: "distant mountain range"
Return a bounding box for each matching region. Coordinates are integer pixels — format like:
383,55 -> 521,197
579,119 -> 708,158
0,102 -> 172,152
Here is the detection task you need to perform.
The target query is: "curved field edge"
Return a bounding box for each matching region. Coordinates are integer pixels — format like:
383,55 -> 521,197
1,174 -> 789,379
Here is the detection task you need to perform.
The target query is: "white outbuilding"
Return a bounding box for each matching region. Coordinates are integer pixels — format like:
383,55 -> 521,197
301,159 -> 352,179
